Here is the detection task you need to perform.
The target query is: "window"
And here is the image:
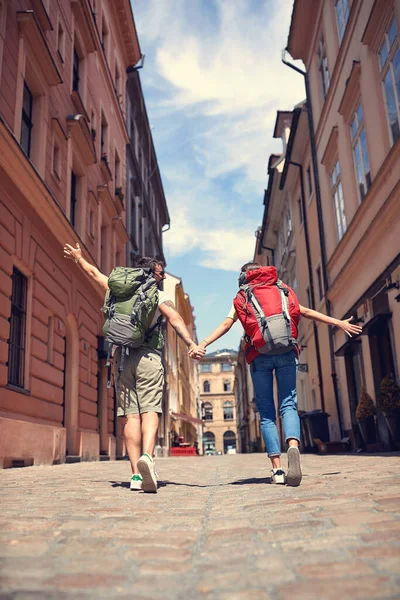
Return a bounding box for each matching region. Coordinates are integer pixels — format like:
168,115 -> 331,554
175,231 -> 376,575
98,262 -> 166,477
379,18 -> 400,145
20,82 -> 33,157
203,431 -> 215,450
100,225 -> 108,272
8,268 -> 28,388
223,401 -> 234,420
223,380 -> 231,392
350,104 -> 371,201
200,363 -> 212,373
203,380 -> 210,393
297,197 -> 303,226
70,170 -> 77,226
221,363 -> 232,372
286,210 -> 292,238
72,48 -> 80,92
52,140 -> 60,178
114,149 -> 121,190
223,430 -> 236,453
203,402 -> 213,421
316,266 -> 324,302
331,161 -> 347,241
57,20 -> 65,62
100,112 -> 108,159
305,285 -> 312,308
130,195 -> 136,241
101,16 -> 109,56
335,0 -> 350,43
307,167 -> 313,198
318,37 -> 330,99
89,208 -> 94,237
115,60 -> 121,98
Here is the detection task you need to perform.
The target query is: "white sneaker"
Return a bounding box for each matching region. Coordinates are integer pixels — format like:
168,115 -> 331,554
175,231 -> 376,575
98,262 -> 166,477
271,468 -> 286,484
130,474 -> 143,490
137,453 -> 158,493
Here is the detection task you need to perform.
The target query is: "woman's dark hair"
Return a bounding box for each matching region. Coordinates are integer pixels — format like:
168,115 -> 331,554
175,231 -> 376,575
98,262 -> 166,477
134,256 -> 165,272
240,262 -> 261,273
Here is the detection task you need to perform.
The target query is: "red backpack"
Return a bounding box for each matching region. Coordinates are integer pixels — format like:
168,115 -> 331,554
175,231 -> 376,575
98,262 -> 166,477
233,266 -> 300,356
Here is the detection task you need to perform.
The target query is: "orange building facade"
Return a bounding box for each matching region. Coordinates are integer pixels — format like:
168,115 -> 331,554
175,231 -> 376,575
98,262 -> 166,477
0,0 -> 143,467
200,350 -> 238,455
254,0 -> 400,449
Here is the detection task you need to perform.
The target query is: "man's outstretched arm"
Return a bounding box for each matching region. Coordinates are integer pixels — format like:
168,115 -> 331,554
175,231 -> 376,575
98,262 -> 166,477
63,242 -> 108,292
159,300 -> 206,358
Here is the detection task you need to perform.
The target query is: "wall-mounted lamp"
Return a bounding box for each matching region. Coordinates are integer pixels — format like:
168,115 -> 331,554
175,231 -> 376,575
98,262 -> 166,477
351,316 -> 364,325
383,276 -> 400,293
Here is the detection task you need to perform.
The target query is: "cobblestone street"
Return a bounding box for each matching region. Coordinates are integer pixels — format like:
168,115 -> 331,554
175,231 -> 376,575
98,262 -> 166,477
1,453 -> 399,600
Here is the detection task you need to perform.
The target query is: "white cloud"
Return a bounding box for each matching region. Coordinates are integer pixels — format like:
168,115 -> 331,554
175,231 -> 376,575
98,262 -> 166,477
133,0 -> 304,271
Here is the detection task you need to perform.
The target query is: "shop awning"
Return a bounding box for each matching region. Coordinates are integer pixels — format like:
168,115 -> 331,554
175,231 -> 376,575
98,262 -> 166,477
171,412 -> 202,425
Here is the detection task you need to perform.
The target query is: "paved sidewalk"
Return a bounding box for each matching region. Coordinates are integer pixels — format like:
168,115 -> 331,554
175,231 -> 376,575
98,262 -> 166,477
0,453 -> 399,600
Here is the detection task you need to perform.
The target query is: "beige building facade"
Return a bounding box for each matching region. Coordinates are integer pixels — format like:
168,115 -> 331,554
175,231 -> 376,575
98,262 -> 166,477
255,0 -> 400,449
200,349 -> 238,454
163,273 -> 202,453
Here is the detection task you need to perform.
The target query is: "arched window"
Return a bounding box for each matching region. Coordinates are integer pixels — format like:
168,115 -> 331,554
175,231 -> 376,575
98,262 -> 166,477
203,431 -> 216,452
223,430 -> 236,454
203,402 -> 213,421
203,380 -> 210,393
223,401 -> 234,421
223,379 -> 231,392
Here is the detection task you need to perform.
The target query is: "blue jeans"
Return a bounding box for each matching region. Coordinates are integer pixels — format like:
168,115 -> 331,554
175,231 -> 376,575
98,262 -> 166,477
250,350 -> 300,457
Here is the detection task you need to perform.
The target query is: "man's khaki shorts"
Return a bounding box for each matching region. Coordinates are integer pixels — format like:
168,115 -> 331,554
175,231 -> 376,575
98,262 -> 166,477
113,346 -> 164,416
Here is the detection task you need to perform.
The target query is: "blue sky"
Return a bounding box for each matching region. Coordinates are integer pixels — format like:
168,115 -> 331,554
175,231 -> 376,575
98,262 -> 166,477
132,0 -> 305,350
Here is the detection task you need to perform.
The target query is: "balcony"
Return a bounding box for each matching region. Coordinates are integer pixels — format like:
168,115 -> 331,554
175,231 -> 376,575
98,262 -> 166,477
100,156 -> 113,182
17,11 -> 62,86
66,115 -> 96,165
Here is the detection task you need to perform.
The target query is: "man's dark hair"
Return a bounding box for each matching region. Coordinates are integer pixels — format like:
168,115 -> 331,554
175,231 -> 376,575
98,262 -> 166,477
240,262 -> 261,273
134,256 -> 165,272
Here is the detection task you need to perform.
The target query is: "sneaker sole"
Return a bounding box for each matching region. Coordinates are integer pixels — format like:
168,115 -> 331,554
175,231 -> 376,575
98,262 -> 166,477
273,476 -> 286,485
137,459 -> 157,493
286,448 -> 302,487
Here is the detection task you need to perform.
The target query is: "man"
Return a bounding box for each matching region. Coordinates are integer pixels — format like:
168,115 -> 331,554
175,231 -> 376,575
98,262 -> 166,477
191,262 -> 362,486
63,242 -> 205,492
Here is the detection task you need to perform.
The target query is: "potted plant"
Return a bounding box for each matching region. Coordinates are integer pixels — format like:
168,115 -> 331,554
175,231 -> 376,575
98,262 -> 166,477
377,375 -> 400,445
356,387 -> 377,446
115,186 -> 124,203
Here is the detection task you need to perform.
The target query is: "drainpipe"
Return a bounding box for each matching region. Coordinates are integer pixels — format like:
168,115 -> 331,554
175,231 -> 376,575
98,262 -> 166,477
282,51 -> 344,437
290,160 -> 325,412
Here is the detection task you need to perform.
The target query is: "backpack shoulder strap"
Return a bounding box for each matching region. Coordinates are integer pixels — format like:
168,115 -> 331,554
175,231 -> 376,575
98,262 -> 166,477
276,280 -> 294,344
242,283 -> 275,346
129,276 -> 157,324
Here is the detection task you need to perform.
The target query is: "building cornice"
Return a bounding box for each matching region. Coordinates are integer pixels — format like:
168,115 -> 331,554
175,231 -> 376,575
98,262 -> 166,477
338,61 -> 361,122
361,0 -> 393,51
17,11 -> 63,86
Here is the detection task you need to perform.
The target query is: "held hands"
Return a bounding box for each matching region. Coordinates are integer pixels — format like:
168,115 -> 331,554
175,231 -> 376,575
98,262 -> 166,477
63,242 -> 82,263
338,316 -> 363,338
188,342 -> 207,360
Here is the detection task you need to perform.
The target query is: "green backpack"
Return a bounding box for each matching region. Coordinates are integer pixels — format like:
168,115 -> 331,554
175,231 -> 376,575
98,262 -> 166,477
101,267 -> 163,388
